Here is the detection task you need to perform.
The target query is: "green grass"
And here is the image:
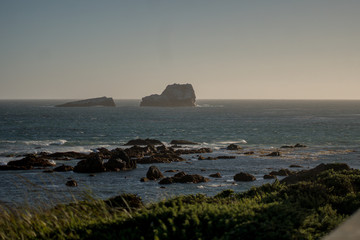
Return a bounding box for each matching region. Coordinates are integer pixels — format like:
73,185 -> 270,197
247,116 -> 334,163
2,168 -> 360,239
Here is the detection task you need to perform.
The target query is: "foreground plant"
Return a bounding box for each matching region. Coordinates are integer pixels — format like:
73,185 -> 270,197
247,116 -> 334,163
1,165 -> 360,240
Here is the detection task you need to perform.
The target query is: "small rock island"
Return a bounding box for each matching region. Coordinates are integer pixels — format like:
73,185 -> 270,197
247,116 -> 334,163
140,83 -> 196,107
56,97 -> 116,107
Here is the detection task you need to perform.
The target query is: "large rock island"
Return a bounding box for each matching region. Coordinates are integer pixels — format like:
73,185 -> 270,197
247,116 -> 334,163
56,97 -> 116,107
140,84 -> 196,107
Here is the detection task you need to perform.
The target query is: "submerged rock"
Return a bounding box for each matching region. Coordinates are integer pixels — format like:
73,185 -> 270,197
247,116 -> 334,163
140,83 -> 196,107
266,151 -> 281,157
66,180 -> 78,187
53,164 -> 74,172
226,144 -> 242,150
56,97 -> 115,107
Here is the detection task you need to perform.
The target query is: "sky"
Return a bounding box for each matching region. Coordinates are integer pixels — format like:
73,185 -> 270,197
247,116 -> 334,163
0,0 -> 359,100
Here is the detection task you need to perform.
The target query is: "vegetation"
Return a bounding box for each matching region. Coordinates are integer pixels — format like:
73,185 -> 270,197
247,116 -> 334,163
2,167 -> 360,239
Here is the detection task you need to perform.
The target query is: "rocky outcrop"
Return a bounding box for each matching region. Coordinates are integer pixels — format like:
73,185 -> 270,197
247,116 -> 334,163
140,84 -> 196,107
269,169 -> 294,176
281,163 -> 350,185
146,166 -> 164,180
105,149 -> 136,171
234,172 -> 256,182
209,173 -> 222,178
56,97 -> 116,107
53,164 -> 74,172
281,143 -> 307,149
159,172 -> 209,184
137,153 -> 185,164
7,154 -> 55,168
226,144 -> 242,150
73,153 -> 105,173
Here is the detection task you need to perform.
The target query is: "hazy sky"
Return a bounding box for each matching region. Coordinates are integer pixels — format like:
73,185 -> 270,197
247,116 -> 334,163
1,0 -> 359,99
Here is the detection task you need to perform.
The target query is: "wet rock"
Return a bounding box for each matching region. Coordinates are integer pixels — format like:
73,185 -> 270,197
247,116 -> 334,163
146,166 -> 164,180
176,174 -> 209,184
264,174 -> 277,179
281,163 -> 350,185
159,177 -> 174,184
289,164 -> 303,168
104,158 -> 126,171
198,156 -> 218,160
46,151 -> 88,160
269,169 -> 294,176
140,177 -> 149,182
175,148 -> 212,155
234,172 -> 256,182
226,144 -> 242,150
0,165 -> 32,171
174,171 -> 187,178
124,138 -> 163,146
198,155 -> 206,160
209,173 -> 222,178
165,169 -> 178,173
53,164 -> 74,172
96,147 -> 112,159
66,180 -> 78,187
43,170 -> 54,173
124,145 -> 157,158
137,153 -> 185,164
7,154 -> 55,168
244,151 -> 255,155
170,140 -> 198,145
294,143 -> 307,148
73,153 -> 105,173
266,151 -> 281,157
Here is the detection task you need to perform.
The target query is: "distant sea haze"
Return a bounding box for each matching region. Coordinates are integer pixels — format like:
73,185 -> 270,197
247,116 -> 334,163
0,99 -> 359,205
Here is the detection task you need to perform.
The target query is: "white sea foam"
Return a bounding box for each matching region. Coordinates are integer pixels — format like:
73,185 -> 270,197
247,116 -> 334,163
23,139 -> 68,146
218,140 -> 247,145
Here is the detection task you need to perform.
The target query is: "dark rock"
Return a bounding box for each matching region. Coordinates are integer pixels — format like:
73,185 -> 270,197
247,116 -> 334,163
226,144 -> 242,150
53,164 -> 74,172
96,148 -> 112,159
46,151 -> 88,160
209,173 -> 222,178
124,138 -> 163,146
43,170 -> 54,173
146,166 -> 164,180
198,156 -> 218,160
0,165 -> 32,171
89,174 -> 95,177
140,177 -> 149,182
107,149 -> 136,170
264,174 -> 277,179
170,140 -> 198,145
7,154 -> 55,168
73,153 -> 105,173
201,169 -> 206,172
269,169 -> 294,176
294,143 -> 307,148
281,163 -> 351,185
174,171 -> 187,178
124,145 -> 156,158
105,193 -> 143,209
198,155 -> 206,160
66,180 -> 78,187
266,151 -> 281,157
244,151 -> 255,155
165,169 -> 178,173
175,148 -> 212,155
289,164 -> 303,168
217,156 -> 236,159
56,97 -> 115,107
140,83 -> 196,107
280,145 -> 294,149
234,172 -> 256,182
160,186 -> 166,189
137,153 -> 185,164
176,174 -> 210,184
159,177 -> 174,184
104,158 -> 126,171
156,145 -> 174,153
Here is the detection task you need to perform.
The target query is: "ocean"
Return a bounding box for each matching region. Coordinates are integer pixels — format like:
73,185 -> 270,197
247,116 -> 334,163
0,99 -> 359,206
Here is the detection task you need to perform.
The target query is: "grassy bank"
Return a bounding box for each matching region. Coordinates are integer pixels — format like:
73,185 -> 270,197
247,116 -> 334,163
1,165 -> 360,239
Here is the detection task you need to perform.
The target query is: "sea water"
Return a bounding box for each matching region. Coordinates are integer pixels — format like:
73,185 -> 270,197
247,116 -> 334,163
0,100 -> 359,206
